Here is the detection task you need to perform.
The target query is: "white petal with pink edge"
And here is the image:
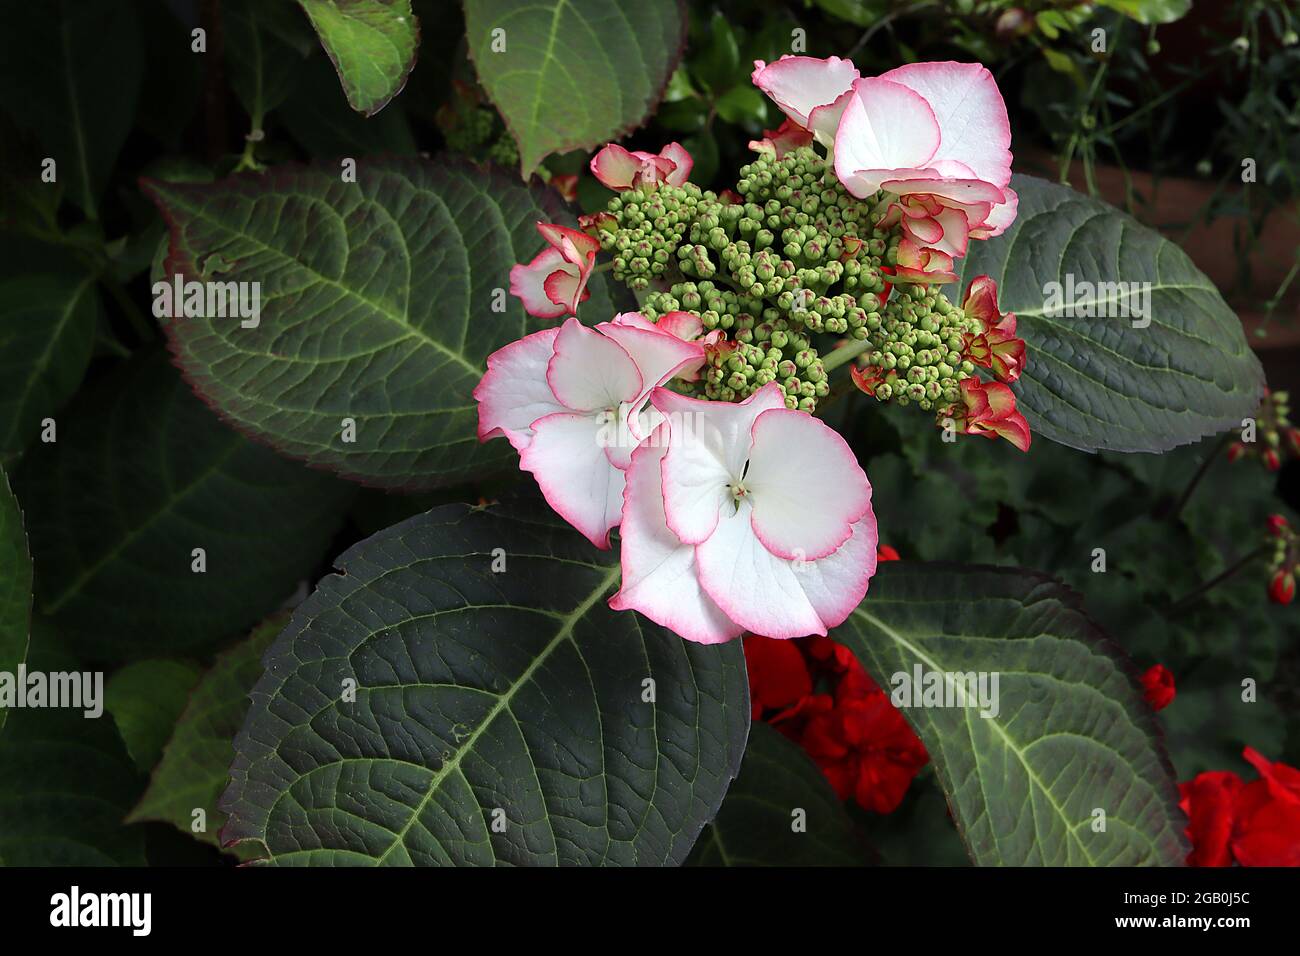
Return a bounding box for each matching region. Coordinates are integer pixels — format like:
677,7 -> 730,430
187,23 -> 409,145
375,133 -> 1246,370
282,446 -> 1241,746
473,327 -> 564,450
971,185 -> 1018,238
609,429 -> 744,644
509,247 -> 569,319
589,144 -> 640,190
881,61 -> 1013,189
744,408 -> 872,561
545,318 -> 642,413
652,384 -> 786,544
519,411 -> 624,549
752,56 -> 859,142
595,321 -> 704,411
694,501 -> 827,639
788,515 -> 878,629
659,143 -> 694,186
834,78 -> 941,198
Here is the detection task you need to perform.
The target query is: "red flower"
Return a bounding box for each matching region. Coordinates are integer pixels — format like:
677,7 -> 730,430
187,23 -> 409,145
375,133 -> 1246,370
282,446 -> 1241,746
1139,664 -> 1175,711
945,377 -> 1032,452
1269,569 -> 1295,605
1267,514 -> 1290,537
961,276 -> 1027,383
1180,749 -> 1300,866
743,634 -> 811,721
1179,771 -> 1244,867
877,544 -> 901,562
1231,748 -> 1300,867
800,688 -> 929,814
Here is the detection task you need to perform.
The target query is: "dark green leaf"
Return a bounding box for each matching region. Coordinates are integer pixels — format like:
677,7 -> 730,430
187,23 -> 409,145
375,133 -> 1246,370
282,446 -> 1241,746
143,156 -> 611,489
835,561 -> 1189,865
105,659 -> 203,772
298,0 -> 420,116
0,0 -> 143,217
128,616 -> 284,850
0,467 -> 31,734
280,53 -> 417,156
688,722 -> 868,866
0,258 -> 98,464
226,0 -> 315,125
222,499 -> 750,865
692,11 -> 740,95
14,352 -> 355,659
464,0 -> 687,176
0,630 -> 145,865
951,175 -> 1265,453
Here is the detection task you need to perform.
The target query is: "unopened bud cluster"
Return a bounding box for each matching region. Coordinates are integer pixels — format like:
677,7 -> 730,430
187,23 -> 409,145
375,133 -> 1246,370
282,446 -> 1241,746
1229,388 -> 1300,471
597,146 -> 974,417
1266,514 -> 1298,605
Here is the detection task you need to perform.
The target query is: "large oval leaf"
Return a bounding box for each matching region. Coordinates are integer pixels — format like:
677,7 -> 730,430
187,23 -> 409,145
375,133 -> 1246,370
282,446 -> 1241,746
143,156 -> 610,490
687,722 -> 869,867
951,175 -> 1264,453
14,352 -> 355,659
464,0 -> 687,177
836,561 -> 1189,866
222,500 -> 750,865
0,466 -> 31,734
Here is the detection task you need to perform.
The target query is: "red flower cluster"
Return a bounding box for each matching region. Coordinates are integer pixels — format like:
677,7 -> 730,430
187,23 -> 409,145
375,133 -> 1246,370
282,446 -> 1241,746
1180,749 -> 1300,866
1139,663 -> 1175,711
743,561 -> 929,815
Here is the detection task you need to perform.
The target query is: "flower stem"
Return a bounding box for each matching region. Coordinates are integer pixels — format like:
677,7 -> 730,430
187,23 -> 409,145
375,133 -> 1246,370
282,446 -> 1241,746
820,337 -> 873,373
1166,431 -> 1232,522
1167,544 -> 1268,615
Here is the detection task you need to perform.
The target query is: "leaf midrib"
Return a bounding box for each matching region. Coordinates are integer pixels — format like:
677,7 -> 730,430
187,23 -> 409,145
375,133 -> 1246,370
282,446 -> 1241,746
160,186 -> 482,379
851,606 -> 1100,865
41,435 -> 244,614
366,561 -> 621,865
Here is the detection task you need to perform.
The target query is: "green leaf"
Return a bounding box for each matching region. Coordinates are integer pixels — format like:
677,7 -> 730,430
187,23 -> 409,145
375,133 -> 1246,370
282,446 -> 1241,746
14,352 -> 355,659
226,0 -> 315,125
0,259 -> 98,464
951,175 -> 1264,453
0,631 -> 145,865
692,10 -> 740,95
0,467 -> 31,735
128,616 -> 284,850
714,86 -> 768,128
222,500 -> 750,865
688,722 -> 869,866
280,52 -> 417,156
464,0 -> 687,176
298,0 -> 420,117
1095,0 -> 1191,25
835,562 -> 1189,866
0,0 -> 143,218
143,156 -> 610,490
105,660 -> 203,773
